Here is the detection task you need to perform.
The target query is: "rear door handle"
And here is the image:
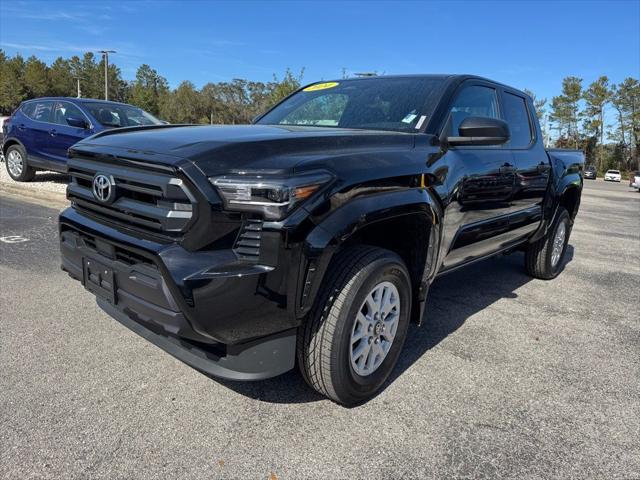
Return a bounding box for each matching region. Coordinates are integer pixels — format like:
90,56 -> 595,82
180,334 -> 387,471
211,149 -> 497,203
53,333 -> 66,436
17,124 -> 26,131
49,129 -> 57,137
536,163 -> 550,173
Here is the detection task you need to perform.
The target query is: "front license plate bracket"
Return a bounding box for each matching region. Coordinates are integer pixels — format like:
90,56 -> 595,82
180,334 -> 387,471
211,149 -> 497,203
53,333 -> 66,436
83,257 -> 116,304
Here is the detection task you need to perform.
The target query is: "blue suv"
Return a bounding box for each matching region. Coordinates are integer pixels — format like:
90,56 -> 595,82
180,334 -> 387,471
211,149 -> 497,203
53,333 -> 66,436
2,98 -> 163,181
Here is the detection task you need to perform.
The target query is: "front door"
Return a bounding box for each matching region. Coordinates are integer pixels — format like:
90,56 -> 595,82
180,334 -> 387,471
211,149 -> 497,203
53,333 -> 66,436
437,83 -> 516,270
48,101 -> 91,164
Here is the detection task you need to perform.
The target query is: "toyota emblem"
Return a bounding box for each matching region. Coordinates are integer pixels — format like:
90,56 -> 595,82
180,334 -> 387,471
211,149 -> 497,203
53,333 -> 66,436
92,174 -> 116,203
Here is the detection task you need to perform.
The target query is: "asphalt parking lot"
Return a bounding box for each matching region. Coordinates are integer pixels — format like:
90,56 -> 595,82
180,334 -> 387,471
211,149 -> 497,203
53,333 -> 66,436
1,179 -> 638,479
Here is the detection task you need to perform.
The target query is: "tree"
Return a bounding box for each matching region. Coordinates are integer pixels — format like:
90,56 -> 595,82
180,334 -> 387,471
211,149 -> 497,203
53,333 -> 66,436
48,57 -> 76,97
0,51 -> 27,114
160,81 -> 202,123
23,56 -> 50,98
550,76 -> 582,148
524,89 -> 547,144
582,76 -> 611,170
129,64 -> 169,115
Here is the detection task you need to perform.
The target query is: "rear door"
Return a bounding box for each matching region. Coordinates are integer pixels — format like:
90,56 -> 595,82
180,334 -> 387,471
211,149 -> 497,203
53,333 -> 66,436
26,100 -> 55,161
501,90 -> 549,235
438,82 -> 516,270
49,101 -> 92,163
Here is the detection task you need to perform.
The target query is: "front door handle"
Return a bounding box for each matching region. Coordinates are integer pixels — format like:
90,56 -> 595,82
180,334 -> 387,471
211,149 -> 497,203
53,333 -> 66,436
48,129 -> 57,137
498,163 -> 516,174
536,163 -> 550,173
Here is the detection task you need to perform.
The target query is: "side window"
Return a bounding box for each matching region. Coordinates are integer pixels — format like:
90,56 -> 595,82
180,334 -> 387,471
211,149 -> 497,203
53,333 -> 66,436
21,102 -> 37,118
52,102 -> 86,126
25,101 -> 54,122
502,92 -> 533,148
447,85 -> 499,136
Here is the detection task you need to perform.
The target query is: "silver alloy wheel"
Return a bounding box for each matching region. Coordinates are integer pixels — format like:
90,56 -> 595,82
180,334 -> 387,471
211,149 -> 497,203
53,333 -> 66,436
7,150 -> 24,178
551,221 -> 566,267
350,281 -> 400,377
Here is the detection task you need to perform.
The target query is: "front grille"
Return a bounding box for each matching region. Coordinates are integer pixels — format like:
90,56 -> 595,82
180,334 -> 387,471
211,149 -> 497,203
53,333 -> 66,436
233,219 -> 263,261
67,157 -> 195,236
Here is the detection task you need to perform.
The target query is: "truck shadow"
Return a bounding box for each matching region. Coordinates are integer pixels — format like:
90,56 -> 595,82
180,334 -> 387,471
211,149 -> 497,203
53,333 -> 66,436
215,246 -> 574,405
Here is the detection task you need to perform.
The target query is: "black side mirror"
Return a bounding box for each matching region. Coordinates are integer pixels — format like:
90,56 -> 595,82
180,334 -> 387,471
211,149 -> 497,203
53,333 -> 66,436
447,116 -> 510,146
66,117 -> 89,129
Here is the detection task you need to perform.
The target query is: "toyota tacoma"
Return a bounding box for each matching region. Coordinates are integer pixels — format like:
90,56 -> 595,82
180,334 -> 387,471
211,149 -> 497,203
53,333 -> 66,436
59,75 -> 584,405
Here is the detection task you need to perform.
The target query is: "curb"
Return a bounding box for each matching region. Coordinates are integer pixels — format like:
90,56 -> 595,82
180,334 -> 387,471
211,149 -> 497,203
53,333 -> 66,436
0,182 -> 68,209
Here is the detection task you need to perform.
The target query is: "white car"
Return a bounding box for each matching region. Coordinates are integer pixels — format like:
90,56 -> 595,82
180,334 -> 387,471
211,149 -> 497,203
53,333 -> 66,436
604,169 -> 622,182
631,171 -> 640,192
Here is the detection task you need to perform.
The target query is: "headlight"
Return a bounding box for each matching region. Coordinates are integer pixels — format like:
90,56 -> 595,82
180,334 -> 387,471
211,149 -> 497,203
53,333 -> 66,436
210,170 -> 333,220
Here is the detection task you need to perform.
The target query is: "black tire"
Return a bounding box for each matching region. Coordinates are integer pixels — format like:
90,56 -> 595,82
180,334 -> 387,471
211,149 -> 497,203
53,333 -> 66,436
525,207 -> 571,279
297,245 -> 412,406
5,144 -> 35,182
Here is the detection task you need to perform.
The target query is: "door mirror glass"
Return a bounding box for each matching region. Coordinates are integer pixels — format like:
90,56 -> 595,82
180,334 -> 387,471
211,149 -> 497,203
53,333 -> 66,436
447,116 -> 510,146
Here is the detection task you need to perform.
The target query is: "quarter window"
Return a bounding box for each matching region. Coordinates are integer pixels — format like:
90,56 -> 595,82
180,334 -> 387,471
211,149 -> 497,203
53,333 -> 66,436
502,92 -> 533,148
447,86 -> 499,136
24,101 -> 54,122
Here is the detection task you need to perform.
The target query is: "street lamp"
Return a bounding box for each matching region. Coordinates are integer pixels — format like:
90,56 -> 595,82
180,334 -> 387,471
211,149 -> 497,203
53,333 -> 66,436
97,50 -> 116,100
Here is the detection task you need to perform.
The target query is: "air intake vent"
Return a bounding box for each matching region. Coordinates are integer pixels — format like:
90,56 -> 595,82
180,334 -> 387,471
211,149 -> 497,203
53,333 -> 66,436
233,220 -> 263,261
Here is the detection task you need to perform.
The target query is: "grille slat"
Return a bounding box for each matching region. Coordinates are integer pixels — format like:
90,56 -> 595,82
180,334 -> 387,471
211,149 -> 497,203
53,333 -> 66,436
67,157 -> 195,237
233,220 -> 263,261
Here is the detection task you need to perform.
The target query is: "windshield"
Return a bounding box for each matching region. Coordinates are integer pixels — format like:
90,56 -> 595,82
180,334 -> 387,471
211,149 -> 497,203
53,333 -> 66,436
83,102 -> 162,127
257,77 -> 446,133
607,170 -> 620,174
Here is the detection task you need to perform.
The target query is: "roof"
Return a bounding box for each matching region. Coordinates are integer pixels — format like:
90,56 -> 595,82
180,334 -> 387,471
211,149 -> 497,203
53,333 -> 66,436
306,74 -> 530,99
22,97 -> 130,106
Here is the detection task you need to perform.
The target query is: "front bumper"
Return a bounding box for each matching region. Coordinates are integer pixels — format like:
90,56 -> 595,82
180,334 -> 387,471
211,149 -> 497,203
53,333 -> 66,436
59,207 -> 298,380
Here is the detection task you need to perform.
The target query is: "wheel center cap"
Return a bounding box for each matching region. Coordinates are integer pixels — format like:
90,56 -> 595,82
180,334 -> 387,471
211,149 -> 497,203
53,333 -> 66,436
373,322 -> 383,336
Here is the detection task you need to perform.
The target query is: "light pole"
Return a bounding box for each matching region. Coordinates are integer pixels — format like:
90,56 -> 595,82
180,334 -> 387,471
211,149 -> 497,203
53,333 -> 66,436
98,50 -> 116,100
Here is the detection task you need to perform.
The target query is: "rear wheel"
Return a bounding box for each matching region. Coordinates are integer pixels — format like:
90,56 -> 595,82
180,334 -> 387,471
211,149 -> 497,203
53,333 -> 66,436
5,145 -> 35,182
297,246 -> 411,406
525,207 -> 571,279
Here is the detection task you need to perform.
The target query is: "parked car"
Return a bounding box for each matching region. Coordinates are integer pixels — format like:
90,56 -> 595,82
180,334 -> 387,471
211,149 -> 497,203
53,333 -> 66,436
631,171 -> 640,191
604,169 -> 622,182
0,115 -> 10,159
1,98 -> 163,181
59,75 -> 584,405
584,166 -> 597,179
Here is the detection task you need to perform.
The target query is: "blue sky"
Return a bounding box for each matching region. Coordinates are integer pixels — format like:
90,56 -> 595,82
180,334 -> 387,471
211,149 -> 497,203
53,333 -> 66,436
1,0 -> 638,106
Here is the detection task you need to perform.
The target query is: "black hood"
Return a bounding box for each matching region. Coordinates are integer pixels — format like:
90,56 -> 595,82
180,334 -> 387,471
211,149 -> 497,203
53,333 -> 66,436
72,124 -> 416,176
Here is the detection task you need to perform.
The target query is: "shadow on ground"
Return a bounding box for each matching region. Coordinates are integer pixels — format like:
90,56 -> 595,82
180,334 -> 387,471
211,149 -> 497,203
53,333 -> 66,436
213,246 -> 574,405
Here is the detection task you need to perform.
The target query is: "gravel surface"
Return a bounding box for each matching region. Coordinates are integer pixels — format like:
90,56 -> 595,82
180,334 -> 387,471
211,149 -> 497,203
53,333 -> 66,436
0,179 -> 638,479
0,161 -> 68,194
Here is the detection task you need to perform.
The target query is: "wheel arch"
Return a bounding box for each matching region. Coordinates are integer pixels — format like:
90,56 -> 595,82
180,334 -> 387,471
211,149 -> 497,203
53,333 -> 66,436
2,138 -> 25,156
297,188 -> 442,323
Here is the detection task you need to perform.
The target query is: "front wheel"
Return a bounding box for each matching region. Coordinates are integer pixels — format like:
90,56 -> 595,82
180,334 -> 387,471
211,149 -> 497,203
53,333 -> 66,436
525,207 -> 571,279
297,246 -> 412,406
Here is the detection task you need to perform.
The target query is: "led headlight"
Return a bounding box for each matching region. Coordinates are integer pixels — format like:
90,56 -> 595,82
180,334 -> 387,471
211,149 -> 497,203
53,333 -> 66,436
210,170 -> 333,220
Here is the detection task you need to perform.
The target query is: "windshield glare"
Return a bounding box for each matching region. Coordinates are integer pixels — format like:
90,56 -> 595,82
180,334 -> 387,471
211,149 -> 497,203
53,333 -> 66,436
258,77 -> 445,133
83,102 -> 162,127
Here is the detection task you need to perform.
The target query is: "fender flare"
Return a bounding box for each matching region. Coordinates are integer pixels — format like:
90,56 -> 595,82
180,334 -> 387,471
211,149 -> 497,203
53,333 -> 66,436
295,188 -> 442,318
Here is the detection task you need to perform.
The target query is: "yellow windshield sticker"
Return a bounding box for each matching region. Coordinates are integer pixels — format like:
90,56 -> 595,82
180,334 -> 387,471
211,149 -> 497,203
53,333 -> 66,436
303,82 -> 339,92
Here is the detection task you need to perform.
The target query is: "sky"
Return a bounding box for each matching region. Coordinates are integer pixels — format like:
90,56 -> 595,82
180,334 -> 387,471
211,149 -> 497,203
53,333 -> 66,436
1,0 -> 639,107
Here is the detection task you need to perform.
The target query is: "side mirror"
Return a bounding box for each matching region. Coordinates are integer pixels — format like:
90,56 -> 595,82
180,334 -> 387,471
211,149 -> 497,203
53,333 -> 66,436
66,117 -> 89,129
447,116 -> 510,146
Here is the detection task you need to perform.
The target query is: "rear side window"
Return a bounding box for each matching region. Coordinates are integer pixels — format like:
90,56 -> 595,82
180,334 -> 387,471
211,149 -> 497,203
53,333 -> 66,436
447,85 -> 499,136
23,101 -> 54,122
503,92 -> 533,148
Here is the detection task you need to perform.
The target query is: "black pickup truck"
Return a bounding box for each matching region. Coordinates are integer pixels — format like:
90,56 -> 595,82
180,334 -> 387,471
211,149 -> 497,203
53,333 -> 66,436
59,75 -> 584,405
